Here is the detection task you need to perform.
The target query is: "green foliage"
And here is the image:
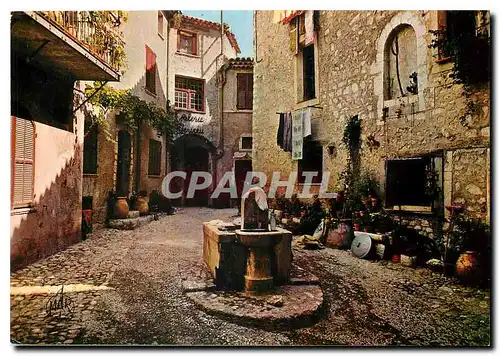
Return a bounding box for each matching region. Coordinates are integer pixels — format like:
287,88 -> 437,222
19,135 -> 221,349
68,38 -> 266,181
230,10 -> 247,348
342,115 -> 362,155
85,11 -> 128,72
84,82 -> 183,142
429,11 -> 490,127
340,115 -> 362,217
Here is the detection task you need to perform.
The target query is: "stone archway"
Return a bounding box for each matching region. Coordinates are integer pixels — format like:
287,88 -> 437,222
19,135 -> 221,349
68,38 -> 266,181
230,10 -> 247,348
170,134 -> 217,207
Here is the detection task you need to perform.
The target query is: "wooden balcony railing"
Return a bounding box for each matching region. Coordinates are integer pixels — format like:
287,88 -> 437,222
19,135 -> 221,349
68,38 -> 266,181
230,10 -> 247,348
39,11 -> 125,71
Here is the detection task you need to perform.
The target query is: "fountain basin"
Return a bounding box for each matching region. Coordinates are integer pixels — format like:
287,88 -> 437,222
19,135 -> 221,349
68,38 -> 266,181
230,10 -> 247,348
236,230 -> 283,293
203,223 -> 292,290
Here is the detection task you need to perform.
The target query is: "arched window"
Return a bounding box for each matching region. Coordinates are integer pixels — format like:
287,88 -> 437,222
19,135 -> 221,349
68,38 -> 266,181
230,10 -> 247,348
384,25 -> 418,100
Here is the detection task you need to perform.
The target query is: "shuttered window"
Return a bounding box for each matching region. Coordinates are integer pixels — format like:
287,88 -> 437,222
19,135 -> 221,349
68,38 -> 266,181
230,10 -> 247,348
237,73 -> 253,110
11,117 -> 35,208
83,122 -> 98,174
145,45 -> 157,94
148,139 -> 161,176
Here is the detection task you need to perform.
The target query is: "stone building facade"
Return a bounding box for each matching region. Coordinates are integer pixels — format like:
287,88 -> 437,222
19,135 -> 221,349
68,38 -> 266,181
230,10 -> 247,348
166,15 -> 242,207
82,11 -> 173,228
253,11 -> 490,228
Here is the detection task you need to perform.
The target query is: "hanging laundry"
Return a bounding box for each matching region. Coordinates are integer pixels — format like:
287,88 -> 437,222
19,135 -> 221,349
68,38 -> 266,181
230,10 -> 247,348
292,110 -> 303,160
283,112 -> 293,152
303,107 -> 312,138
277,113 -> 285,147
304,10 -> 315,46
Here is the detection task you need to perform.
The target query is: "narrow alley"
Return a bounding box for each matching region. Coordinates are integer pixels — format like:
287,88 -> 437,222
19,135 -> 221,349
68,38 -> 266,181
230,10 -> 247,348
10,208 -> 490,346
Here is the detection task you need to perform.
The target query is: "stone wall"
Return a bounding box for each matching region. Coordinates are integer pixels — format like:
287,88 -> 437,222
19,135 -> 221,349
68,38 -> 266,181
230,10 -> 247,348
253,10 -> 490,223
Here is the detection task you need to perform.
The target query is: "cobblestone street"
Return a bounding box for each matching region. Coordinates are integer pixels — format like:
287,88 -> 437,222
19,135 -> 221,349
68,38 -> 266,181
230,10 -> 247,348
10,208 -> 490,346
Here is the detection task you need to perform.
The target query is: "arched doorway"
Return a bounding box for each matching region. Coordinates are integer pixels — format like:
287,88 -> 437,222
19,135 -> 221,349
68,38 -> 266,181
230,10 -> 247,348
169,134 -> 216,207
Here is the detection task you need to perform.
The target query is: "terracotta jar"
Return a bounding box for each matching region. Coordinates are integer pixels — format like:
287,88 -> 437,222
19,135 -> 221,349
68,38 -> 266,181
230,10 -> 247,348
456,251 -> 481,282
354,223 -> 361,231
391,253 -> 401,263
114,197 -> 129,219
326,220 -> 352,249
136,196 -> 149,215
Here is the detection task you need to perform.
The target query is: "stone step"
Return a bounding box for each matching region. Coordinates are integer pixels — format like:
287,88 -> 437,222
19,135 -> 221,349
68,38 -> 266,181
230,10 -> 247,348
108,215 -> 154,230
128,210 -> 140,219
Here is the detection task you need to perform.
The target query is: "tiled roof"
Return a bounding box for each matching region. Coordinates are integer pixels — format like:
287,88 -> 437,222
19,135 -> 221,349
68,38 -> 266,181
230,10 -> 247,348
227,57 -> 254,70
180,15 -> 241,54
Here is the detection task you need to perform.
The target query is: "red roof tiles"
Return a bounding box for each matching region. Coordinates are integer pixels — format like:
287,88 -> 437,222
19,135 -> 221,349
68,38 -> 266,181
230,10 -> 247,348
227,57 -> 254,70
180,15 -> 241,54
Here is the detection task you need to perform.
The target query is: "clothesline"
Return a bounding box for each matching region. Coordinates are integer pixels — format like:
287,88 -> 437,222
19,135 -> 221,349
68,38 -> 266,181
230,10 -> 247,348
275,105 -> 323,114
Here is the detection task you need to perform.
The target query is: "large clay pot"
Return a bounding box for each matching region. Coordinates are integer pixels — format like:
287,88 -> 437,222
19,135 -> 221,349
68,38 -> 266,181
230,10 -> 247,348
135,196 -> 149,215
114,197 -> 129,219
326,221 -> 352,249
456,251 -> 481,283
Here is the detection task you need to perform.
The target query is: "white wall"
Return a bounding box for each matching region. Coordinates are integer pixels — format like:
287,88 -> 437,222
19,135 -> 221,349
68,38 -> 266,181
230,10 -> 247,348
168,23 -> 238,147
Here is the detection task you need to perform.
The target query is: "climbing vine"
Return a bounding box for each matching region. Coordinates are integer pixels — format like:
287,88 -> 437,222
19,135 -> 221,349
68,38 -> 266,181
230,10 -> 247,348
429,11 -> 490,128
340,115 -> 362,216
83,82 -> 183,142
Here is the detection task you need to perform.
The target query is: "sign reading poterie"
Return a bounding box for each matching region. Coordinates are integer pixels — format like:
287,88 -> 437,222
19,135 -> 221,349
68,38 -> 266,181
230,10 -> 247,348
178,112 -> 206,135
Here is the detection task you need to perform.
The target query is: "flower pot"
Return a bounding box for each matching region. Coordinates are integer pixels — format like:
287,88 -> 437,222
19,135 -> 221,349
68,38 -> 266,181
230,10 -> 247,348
114,197 -> 129,219
456,251 -> 482,283
391,253 -> 401,263
354,223 -> 361,231
326,221 -> 352,249
135,196 -> 149,215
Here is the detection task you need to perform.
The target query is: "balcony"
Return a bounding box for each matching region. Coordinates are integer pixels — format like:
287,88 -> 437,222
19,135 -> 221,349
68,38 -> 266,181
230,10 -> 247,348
11,11 -> 122,81
39,11 -> 124,72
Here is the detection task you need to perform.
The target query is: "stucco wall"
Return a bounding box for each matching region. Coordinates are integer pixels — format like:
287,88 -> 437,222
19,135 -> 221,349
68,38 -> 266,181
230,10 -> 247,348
168,23 -> 237,148
11,84 -> 84,270
253,10 -> 490,221
216,68 -> 253,188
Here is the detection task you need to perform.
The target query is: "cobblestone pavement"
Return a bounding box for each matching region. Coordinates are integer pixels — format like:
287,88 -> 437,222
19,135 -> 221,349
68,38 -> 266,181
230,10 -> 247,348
10,208 -> 490,346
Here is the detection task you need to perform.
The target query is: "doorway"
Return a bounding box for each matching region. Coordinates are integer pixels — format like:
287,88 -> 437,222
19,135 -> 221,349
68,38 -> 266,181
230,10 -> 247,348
116,130 -> 131,197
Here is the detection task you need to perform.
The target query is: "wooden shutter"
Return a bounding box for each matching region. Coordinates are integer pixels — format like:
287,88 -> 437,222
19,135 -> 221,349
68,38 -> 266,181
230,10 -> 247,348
12,117 -> 35,208
237,74 -> 246,109
192,34 -> 198,56
145,45 -> 156,93
246,74 -> 253,110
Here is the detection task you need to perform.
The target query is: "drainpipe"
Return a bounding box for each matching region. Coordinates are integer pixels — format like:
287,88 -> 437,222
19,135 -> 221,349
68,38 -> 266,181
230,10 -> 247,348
219,10 -> 225,156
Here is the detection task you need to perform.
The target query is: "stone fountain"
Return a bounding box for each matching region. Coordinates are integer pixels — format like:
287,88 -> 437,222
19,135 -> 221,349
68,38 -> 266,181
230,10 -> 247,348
237,187 -> 285,293
181,185 -> 324,329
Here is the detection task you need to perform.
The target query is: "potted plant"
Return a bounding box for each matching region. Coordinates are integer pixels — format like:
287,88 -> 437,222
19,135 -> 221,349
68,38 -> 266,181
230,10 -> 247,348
135,189 -> 149,215
449,213 -> 490,285
325,195 -> 353,249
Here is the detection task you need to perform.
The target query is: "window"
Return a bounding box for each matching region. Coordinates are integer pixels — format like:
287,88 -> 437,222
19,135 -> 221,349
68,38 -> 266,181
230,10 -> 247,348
302,44 -> 316,101
145,45 -> 156,94
11,117 -> 35,208
175,76 -> 205,112
298,139 -> 322,184
385,156 -> 442,211
83,122 -> 98,174
177,30 -> 198,56
437,11 -> 484,61
240,136 -> 253,151
237,73 -> 253,110
148,139 -> 162,176
158,11 -> 165,39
